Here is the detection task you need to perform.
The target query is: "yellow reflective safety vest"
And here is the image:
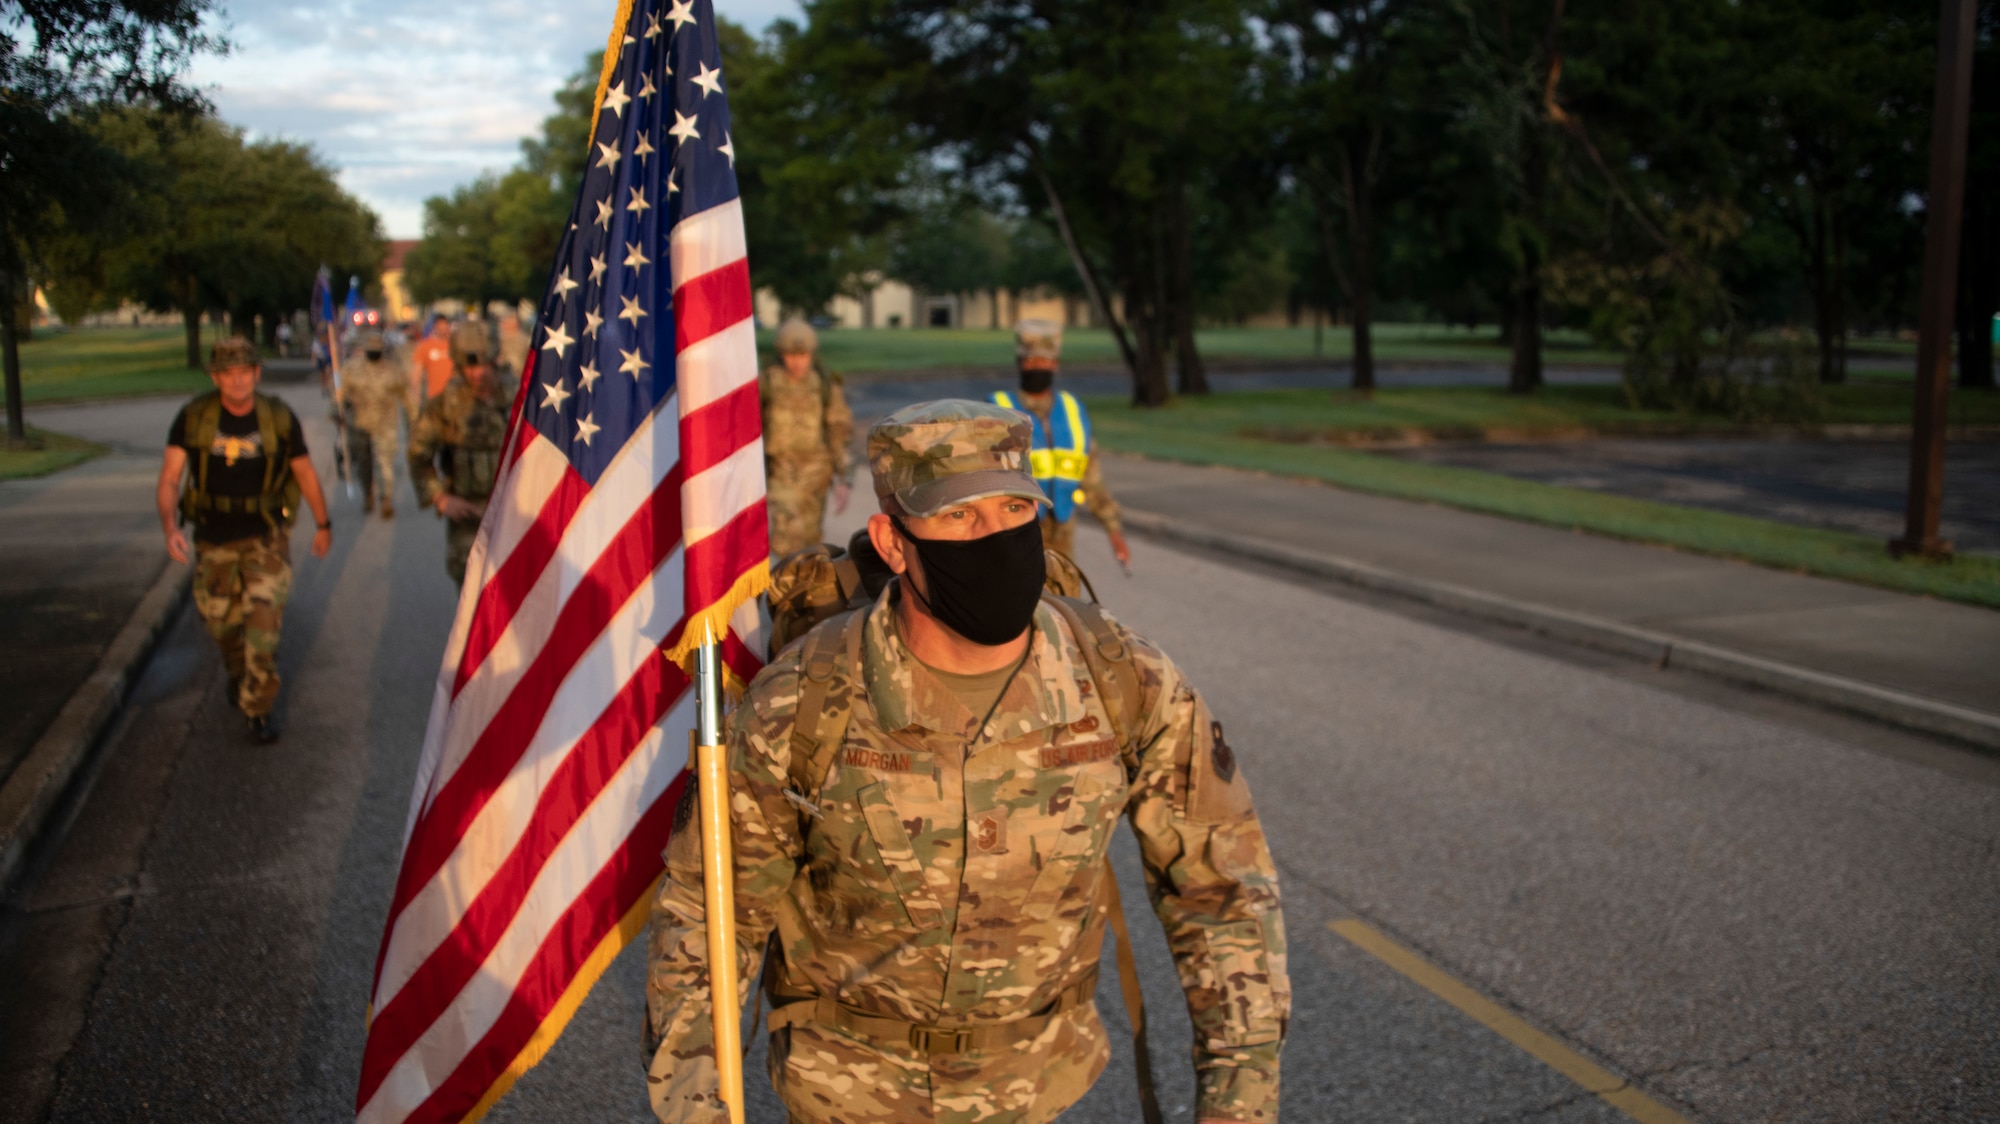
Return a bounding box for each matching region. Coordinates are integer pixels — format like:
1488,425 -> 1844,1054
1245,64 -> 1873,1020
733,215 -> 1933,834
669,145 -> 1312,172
992,389 -> 1091,523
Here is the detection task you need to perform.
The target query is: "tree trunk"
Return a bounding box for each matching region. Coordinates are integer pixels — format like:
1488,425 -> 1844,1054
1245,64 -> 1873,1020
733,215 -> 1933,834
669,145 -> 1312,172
1508,263 -> 1544,395
1828,217 -> 1849,384
2,269 -> 24,445
1124,269 -> 1171,407
1167,186 -> 1207,395
183,303 -> 203,370
1035,162 -> 1140,380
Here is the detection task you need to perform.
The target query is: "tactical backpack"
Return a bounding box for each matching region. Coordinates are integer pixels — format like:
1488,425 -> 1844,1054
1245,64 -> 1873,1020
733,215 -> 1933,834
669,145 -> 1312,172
178,391 -> 303,534
759,533 -> 1164,1124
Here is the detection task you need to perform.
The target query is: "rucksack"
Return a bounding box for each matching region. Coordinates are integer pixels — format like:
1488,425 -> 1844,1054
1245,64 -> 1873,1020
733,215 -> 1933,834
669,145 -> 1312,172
761,533 -> 1163,1124
178,391 -> 303,534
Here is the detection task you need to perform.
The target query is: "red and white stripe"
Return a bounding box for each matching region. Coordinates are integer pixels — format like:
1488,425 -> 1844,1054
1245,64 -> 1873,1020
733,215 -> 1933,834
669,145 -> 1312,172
357,197 -> 768,1124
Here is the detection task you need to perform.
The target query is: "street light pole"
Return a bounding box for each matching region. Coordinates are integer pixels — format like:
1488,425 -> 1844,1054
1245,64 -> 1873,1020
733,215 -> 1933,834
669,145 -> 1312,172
1893,0 -> 1979,560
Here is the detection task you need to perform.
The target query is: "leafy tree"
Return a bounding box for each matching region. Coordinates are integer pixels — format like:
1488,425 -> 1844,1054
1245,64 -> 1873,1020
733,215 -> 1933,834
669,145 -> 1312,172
1267,0 -> 1408,391
81,109 -> 381,368
2,0 -> 220,439
1738,0 -> 1933,382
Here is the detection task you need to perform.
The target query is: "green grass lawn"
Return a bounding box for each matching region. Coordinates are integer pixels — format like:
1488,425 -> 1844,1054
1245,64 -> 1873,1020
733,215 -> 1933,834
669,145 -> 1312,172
766,323 -> 1624,374
1083,384 -> 2000,444
0,427 -> 108,480
3,326 -> 222,407
1087,388 -> 2000,608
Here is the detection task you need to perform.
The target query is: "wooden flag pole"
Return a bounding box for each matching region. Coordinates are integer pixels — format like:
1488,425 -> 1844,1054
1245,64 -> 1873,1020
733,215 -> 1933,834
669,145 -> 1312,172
694,619 -> 745,1124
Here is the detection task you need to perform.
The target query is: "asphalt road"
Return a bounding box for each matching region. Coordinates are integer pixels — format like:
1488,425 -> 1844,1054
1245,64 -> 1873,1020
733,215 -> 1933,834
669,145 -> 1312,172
2,393 -> 1997,1123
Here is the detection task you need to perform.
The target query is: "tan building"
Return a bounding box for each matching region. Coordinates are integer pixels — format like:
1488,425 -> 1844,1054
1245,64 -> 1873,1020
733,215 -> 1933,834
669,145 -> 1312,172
755,278 -> 1101,333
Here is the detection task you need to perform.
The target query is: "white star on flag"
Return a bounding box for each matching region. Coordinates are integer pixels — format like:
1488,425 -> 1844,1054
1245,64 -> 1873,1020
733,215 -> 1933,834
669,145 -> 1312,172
644,10 -> 661,36
596,142 -> 622,172
627,187 -> 651,215
594,197 -> 615,229
666,168 -> 678,194
624,241 -> 652,269
575,413 -> 600,445
619,294 -> 648,326
540,379 -> 572,410
719,132 -> 735,167
639,73 -> 658,99
578,361 -> 601,391
540,321 -> 575,358
666,0 -> 696,29
692,62 -> 723,97
634,133 -> 656,163
668,110 -> 700,144
601,82 -> 631,118
589,254 -> 607,282
619,346 -> 649,379
584,308 -> 605,337
553,268 -> 579,299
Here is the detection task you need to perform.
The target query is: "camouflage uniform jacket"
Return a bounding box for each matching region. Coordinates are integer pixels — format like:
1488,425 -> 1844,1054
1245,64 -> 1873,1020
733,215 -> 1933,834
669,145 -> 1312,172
406,372 -> 516,505
337,354 -> 417,432
759,364 -> 854,477
646,587 -> 1288,1123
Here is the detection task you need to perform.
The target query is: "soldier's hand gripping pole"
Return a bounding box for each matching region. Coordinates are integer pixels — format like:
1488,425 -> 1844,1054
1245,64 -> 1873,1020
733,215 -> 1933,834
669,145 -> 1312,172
694,619 -> 746,1124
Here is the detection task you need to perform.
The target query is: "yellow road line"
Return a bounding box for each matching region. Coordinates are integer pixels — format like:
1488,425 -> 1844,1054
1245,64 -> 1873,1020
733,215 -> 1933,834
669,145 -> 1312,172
1329,919 -> 1692,1124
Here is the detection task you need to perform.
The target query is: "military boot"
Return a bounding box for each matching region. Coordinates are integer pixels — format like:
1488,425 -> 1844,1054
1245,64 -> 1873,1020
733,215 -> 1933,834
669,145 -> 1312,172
379,495 -> 394,520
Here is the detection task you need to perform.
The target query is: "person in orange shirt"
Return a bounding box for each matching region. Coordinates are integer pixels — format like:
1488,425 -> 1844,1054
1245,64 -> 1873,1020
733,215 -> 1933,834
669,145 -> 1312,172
411,315 -> 456,401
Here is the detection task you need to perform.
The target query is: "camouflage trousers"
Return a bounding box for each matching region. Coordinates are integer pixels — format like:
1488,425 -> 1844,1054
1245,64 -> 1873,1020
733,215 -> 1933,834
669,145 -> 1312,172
192,531 -> 292,717
347,418 -> 402,506
446,515 -> 481,586
767,458 -> 835,557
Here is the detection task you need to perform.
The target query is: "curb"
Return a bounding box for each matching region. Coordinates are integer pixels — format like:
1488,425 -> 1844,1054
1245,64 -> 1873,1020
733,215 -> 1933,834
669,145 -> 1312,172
0,560 -> 191,892
1122,509 -> 2000,752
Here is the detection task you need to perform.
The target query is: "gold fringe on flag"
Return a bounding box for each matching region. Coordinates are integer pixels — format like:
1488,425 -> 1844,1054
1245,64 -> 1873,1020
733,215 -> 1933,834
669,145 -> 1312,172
660,560 -> 771,682
588,0 -> 640,140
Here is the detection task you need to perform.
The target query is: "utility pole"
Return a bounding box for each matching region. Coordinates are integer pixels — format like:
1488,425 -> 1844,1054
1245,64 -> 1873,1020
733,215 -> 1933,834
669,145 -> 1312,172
1893,0 -> 1978,559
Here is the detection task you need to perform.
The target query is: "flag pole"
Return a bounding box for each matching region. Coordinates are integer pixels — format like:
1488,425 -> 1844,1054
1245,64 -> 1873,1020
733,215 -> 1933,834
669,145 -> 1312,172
694,618 -> 745,1123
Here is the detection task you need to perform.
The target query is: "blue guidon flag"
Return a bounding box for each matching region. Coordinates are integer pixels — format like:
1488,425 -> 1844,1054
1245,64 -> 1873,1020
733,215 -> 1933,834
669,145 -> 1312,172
356,0 -> 769,1118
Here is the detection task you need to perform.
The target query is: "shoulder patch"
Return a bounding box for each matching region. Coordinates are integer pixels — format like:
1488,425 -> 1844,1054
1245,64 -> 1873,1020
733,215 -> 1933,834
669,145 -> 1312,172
1184,707 -> 1253,825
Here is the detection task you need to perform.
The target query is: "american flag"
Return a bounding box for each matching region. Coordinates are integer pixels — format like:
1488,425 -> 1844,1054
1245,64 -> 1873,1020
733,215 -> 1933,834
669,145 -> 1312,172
355,0 -> 768,1118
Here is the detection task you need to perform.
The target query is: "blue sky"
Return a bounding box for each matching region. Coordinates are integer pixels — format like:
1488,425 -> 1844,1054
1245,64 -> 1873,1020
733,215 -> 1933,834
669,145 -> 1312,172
188,0 -> 804,238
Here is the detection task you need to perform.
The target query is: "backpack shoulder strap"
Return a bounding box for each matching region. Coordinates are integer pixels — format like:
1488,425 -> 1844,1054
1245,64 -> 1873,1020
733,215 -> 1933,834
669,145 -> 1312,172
784,607 -> 868,807
1046,596 -> 1146,779
185,392 -> 223,504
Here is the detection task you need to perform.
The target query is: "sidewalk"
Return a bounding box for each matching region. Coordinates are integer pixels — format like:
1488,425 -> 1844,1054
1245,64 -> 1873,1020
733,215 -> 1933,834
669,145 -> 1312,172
1101,453 -> 2000,722
0,399 -> 184,790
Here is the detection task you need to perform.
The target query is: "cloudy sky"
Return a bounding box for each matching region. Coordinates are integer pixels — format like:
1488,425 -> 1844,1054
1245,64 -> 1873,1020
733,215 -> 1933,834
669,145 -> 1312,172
188,0 -> 803,239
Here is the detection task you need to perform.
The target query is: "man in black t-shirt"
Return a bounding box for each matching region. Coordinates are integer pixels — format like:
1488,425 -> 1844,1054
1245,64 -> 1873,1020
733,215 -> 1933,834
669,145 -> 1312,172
156,338 -> 332,742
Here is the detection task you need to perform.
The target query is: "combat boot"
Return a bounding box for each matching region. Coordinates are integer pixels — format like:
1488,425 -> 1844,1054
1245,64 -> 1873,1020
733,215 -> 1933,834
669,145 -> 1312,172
379,497 -> 395,520
247,714 -> 279,744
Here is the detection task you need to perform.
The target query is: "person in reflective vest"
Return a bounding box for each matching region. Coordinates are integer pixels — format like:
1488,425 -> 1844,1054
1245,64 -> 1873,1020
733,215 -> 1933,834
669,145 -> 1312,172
991,318 -> 1131,565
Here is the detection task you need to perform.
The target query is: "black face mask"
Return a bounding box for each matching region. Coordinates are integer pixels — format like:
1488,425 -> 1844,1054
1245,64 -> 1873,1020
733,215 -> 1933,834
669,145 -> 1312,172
893,516 -> 1046,645
1018,367 -> 1053,394
365,350 -> 383,361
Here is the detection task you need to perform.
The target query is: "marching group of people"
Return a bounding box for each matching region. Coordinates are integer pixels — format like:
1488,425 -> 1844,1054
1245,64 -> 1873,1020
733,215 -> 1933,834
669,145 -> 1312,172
153,312 -> 1288,1123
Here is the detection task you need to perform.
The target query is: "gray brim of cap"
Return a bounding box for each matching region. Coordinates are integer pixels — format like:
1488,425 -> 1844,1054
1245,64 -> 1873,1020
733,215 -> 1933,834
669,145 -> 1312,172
897,469 -> 1050,518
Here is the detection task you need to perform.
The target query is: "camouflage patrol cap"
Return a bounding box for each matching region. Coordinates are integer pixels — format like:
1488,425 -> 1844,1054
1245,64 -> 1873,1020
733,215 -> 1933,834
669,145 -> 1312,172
775,318 -> 818,355
868,399 -> 1048,518
208,337 -> 260,372
449,321 -> 491,368
1014,318 -> 1062,370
